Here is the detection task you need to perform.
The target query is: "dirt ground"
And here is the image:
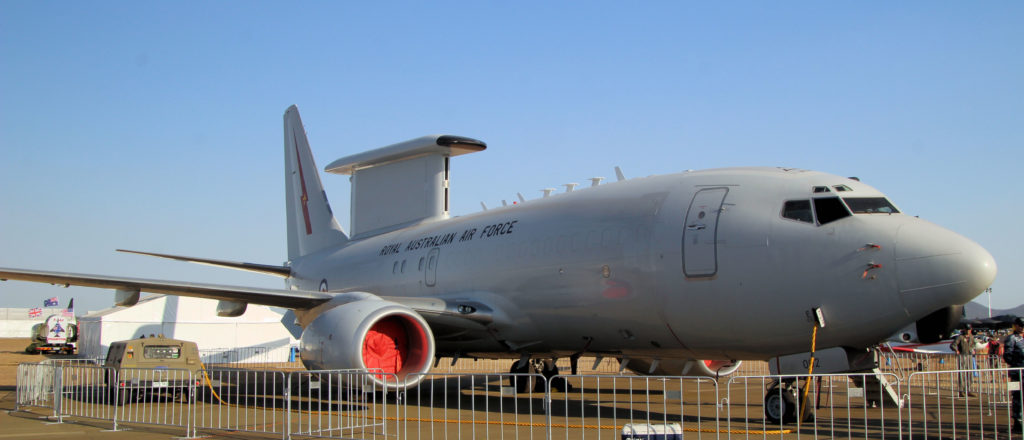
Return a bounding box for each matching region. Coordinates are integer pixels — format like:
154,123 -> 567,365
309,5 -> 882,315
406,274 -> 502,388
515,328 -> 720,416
0,338 -> 61,388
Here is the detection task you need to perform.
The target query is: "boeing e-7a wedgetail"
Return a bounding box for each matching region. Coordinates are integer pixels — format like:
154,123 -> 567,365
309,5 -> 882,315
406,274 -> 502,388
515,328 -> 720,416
0,106 -> 996,415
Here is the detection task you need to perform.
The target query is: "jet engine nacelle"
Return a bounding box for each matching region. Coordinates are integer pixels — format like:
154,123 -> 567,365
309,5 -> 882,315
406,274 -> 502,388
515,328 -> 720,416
625,357 -> 743,377
299,296 -> 435,389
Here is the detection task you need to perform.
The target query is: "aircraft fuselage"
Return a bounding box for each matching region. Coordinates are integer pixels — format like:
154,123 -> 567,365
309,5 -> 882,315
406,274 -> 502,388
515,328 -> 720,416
287,166 -> 995,362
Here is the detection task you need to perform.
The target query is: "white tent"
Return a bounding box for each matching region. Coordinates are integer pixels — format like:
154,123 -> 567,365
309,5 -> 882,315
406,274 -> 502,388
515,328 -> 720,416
78,294 -> 298,362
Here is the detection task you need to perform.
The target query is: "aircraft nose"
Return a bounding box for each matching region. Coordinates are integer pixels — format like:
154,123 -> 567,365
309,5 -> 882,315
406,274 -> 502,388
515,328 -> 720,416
895,219 -> 997,316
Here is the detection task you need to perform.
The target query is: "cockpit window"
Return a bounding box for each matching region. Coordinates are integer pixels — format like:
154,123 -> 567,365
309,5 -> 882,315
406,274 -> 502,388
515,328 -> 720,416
812,186 -> 831,193
833,184 -> 852,192
813,197 -> 851,225
844,197 -> 899,214
782,200 -> 813,223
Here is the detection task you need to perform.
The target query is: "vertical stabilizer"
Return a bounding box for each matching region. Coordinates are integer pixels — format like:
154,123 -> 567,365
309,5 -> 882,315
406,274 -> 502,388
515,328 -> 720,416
284,105 -> 347,260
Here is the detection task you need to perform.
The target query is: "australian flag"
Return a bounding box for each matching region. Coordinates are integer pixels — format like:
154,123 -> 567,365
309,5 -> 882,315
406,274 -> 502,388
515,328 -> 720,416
43,297 -> 58,307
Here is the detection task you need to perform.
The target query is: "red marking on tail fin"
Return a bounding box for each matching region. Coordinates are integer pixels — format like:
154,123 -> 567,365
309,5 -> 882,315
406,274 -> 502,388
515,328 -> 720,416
293,133 -> 313,235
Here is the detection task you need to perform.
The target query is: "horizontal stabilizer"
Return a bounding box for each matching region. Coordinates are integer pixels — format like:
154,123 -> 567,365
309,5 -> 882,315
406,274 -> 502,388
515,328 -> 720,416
118,249 -> 291,278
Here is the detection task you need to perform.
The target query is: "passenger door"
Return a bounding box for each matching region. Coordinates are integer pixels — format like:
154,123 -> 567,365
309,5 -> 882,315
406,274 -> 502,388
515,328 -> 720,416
425,248 -> 440,287
683,188 -> 729,278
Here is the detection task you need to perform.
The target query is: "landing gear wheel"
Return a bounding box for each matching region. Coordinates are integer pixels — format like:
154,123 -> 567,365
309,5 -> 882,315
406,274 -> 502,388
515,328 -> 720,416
540,359 -> 573,392
764,389 -> 795,424
508,360 -> 538,394
764,380 -> 812,424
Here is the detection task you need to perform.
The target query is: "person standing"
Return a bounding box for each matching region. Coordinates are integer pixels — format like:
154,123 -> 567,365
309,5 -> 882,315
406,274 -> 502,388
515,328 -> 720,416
1004,318 -> 1024,433
988,336 -> 1004,368
951,327 -> 976,396
990,336 -> 1004,356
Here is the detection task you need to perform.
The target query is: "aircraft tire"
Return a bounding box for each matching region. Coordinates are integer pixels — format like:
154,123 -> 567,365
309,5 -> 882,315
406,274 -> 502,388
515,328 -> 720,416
540,360 -> 573,392
508,361 -> 537,394
764,382 -> 813,424
764,385 -> 797,424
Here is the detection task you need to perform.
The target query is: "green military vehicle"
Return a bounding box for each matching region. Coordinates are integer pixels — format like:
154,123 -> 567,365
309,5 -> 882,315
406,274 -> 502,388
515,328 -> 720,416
104,335 -> 203,404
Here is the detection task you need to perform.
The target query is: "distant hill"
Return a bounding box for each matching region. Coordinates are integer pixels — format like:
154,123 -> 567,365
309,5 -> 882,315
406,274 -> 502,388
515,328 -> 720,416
965,301 -> 1024,319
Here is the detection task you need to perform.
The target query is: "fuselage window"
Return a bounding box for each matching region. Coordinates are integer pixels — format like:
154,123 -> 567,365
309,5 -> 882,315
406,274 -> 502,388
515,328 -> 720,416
392,261 -> 398,274
813,197 -> 851,225
782,200 -> 814,223
843,197 -> 900,214
401,260 -> 407,273
418,257 -> 424,271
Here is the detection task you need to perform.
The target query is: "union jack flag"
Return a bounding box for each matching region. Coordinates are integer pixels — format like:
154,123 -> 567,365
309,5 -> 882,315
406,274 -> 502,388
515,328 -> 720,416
28,308 -> 42,318
43,297 -> 58,307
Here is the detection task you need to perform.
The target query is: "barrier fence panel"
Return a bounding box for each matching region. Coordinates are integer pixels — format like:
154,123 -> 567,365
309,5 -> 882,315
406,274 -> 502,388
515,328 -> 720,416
56,365 -> 117,424
200,346 -> 299,369
288,370 -> 398,439
195,367 -> 289,439
401,372 -> 547,440
18,359 -> 1024,439
546,374 -> 718,440
112,367 -> 196,437
906,367 -> 1023,439
15,362 -> 55,411
40,358 -> 104,368
726,373 -> 903,439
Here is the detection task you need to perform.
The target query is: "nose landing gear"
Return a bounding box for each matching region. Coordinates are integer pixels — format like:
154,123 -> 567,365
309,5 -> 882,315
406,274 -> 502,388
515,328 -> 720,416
764,379 -> 813,424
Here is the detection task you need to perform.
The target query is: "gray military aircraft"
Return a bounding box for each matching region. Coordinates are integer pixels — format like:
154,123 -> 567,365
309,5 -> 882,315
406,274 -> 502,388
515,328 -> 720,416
0,106 -> 996,408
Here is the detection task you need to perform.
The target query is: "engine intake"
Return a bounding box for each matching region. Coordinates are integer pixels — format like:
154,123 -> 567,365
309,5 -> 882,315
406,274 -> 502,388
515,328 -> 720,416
300,298 -> 435,389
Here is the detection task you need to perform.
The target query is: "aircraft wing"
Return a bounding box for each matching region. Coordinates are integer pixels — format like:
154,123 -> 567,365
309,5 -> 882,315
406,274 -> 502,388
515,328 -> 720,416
0,267 -> 495,334
0,267 -> 331,309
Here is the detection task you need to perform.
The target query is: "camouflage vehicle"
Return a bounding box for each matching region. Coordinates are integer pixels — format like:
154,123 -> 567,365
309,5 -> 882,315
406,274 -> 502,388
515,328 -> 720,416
104,335 -> 203,404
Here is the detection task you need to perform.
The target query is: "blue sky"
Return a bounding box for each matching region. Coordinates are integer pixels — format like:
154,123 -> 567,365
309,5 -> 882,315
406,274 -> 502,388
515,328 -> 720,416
1,2 -> 1021,314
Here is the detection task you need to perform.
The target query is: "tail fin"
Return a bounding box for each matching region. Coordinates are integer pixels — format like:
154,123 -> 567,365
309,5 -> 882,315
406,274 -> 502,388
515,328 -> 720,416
284,105 -> 347,260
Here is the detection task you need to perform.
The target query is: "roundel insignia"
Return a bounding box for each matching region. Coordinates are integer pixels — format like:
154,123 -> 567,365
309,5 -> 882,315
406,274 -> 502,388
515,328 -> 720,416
319,279 -> 328,292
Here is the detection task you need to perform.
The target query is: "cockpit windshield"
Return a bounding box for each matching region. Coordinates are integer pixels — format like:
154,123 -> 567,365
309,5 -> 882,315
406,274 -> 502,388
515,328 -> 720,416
813,197 -> 851,225
843,197 -> 899,214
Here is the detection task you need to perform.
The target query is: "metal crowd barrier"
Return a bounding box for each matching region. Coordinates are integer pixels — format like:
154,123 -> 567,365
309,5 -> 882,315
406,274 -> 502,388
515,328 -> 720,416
726,372 -> 903,439
15,362 -> 54,412
14,360 -> 1024,439
54,365 -> 116,425
401,372 -> 547,439
547,374 -> 719,439
199,346 -> 300,369
109,367 -> 196,435
905,366 -> 1024,439
195,367 -> 289,438
290,369 -> 398,439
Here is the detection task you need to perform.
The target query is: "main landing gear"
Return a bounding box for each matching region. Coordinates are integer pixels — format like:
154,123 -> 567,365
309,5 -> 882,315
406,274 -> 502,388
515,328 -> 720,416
763,378 -> 813,424
507,358 -> 573,393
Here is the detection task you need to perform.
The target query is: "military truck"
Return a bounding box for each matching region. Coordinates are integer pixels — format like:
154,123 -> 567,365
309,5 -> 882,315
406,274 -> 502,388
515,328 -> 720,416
104,335 -> 203,404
